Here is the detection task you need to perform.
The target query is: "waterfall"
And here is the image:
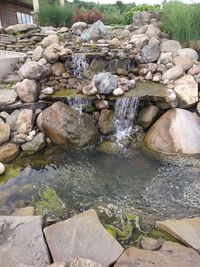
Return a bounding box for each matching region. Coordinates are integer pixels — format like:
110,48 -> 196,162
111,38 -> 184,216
72,54 -> 89,80
68,97 -> 91,114
114,97 -> 139,144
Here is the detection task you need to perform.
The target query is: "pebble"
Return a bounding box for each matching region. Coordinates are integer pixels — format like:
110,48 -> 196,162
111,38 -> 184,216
0,162 -> 5,175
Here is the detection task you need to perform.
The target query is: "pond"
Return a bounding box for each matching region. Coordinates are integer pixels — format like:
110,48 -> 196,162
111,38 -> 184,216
1,145 -> 200,226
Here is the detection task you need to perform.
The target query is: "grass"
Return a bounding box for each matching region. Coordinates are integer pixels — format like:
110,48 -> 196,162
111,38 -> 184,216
162,1 -> 200,45
38,3 -> 74,27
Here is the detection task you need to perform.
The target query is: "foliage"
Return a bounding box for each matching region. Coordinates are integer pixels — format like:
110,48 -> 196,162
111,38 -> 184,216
99,5 -> 124,25
123,4 -> 161,25
73,8 -> 104,24
38,3 -> 74,27
162,1 -> 200,44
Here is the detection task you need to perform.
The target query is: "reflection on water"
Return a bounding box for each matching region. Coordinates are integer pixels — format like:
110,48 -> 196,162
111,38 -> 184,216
0,146 -> 200,222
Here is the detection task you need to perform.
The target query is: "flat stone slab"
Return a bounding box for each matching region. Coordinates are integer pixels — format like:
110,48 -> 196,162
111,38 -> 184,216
0,89 -> 17,105
114,241 -> 200,267
156,217 -> 200,253
44,209 -> 123,267
0,216 -> 50,267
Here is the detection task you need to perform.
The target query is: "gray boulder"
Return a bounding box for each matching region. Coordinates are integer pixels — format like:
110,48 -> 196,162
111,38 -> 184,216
37,102 -> 99,147
81,20 -> 111,42
19,61 -> 44,80
44,209 -> 123,266
160,40 -> 182,53
0,216 -> 50,267
162,66 -> 184,81
141,37 -> 160,63
93,72 -> 117,94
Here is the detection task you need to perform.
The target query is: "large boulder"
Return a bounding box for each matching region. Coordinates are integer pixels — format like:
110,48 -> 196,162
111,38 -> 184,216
133,11 -> 159,27
145,24 -> 161,38
98,109 -> 115,134
32,45 -> 44,61
81,20 -> 111,42
0,119 -> 10,145
174,75 -> 198,108
138,105 -> 159,129
129,34 -> 149,49
44,209 -> 123,266
160,40 -> 182,53
19,61 -> 44,80
71,22 -> 88,35
6,24 -> 37,34
41,34 -> 59,48
0,216 -> 50,267
173,56 -> 193,71
178,48 -> 198,61
93,72 -> 117,94
144,108 -> 200,154
0,89 -> 17,106
141,37 -> 160,63
16,79 -> 39,103
162,66 -> 184,81
37,102 -> 99,147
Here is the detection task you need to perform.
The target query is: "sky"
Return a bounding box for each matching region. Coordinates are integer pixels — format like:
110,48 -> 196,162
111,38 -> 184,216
68,0 -> 200,4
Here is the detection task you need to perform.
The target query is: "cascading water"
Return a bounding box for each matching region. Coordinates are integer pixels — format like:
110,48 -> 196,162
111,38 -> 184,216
114,97 -> 139,145
71,54 -> 89,79
68,98 -> 91,114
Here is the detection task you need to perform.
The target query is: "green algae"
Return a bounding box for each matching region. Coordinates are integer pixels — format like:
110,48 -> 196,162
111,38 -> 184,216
45,88 -> 95,100
0,164 -> 22,184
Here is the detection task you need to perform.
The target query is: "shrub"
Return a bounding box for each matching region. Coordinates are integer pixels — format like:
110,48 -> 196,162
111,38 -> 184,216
162,1 -> 200,44
101,5 -> 124,25
73,8 -> 104,24
38,3 -> 74,27
123,4 -> 160,25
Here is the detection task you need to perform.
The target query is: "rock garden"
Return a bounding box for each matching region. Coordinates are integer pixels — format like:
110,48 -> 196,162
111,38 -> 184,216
1,5 -> 200,267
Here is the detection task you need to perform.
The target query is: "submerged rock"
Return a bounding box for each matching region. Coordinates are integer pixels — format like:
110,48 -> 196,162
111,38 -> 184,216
44,209 -> 123,266
144,108 -> 200,154
37,102 -> 99,147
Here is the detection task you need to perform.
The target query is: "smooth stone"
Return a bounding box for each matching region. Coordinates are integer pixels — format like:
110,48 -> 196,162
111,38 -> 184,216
72,22 -> 88,35
12,206 -> 35,216
32,45 -> 44,61
114,241 -> 200,267
48,263 -> 66,267
93,72 -> 117,95
162,66 -> 184,81
158,52 -> 173,65
41,34 -> 59,47
0,89 -> 17,105
44,209 -> 123,266
69,257 -> 102,267
156,217 -> 200,253
19,61 -> 44,80
6,24 -> 37,34
16,79 -> 39,103
0,143 -> 20,162
98,109 -> 115,135
174,75 -> 198,108
0,120 -> 10,145
140,237 -> 163,251
141,37 -> 160,63
138,105 -> 159,129
21,132 -> 46,152
178,48 -> 198,61
160,40 -> 182,53
41,87 -> 54,95
0,162 -> 5,175
16,109 -> 33,134
144,108 -> 200,154
0,216 -> 50,266
113,88 -> 124,96
173,56 -> 193,71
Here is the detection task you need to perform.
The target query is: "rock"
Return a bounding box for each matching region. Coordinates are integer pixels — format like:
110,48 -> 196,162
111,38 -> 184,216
197,102 -> 200,116
138,105 -> 159,129
0,142 -> 19,162
41,34 -> 59,47
98,109 -> 115,135
113,88 -> 124,96
93,72 -> 117,94
0,120 -> 10,145
160,40 -> 182,53
16,79 -> 39,103
41,87 -> 54,95
178,48 -> 198,61
37,102 -> 99,147
140,237 -> 163,251
95,100 -> 109,110
16,109 -> 33,134
144,108 -> 200,154
44,209 -> 123,266
156,217 -> 200,253
141,37 -> 160,63
173,56 -> 193,71
146,24 -> 161,38
12,206 -> 35,216
187,65 -> 200,76
6,24 -> 37,34
6,110 -> 20,132
133,11 -> 159,27
72,22 -> 88,35
0,89 -> 17,105
58,27 -> 69,33
82,85 -> 97,96
21,132 -> 46,152
0,162 -> 5,175
153,72 -> 162,82
69,257 -> 102,267
52,62 -> 65,77
0,216 -> 50,266
81,20 -> 111,42
114,241 -> 200,267
158,52 -> 173,65
129,34 -> 149,48
0,111 -> 9,120
162,66 -> 184,81
19,61 -> 44,80
174,75 -> 198,108
26,130 -> 36,142
48,263 -> 66,267
32,45 -> 44,61
43,44 -> 62,63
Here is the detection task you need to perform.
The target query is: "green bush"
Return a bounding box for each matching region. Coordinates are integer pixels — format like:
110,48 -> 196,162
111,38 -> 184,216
123,4 -> 160,25
102,5 -> 124,25
38,3 -> 74,27
162,1 -> 200,44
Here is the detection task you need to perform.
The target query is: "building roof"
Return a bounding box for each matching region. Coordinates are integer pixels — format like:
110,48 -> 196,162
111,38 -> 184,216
6,0 -> 33,9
